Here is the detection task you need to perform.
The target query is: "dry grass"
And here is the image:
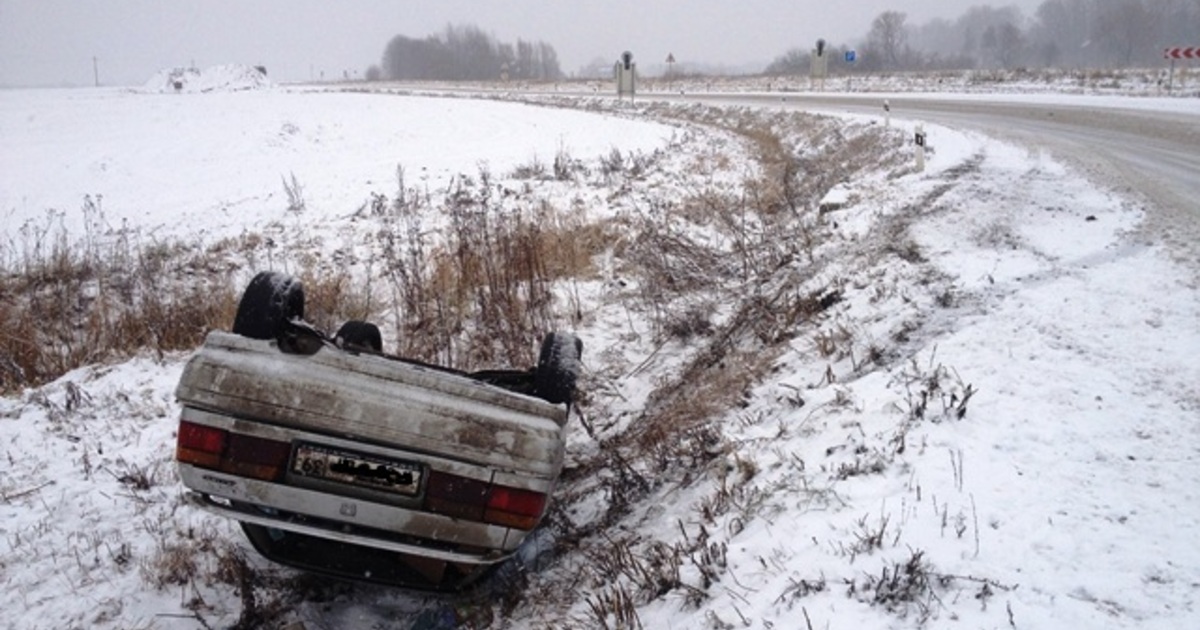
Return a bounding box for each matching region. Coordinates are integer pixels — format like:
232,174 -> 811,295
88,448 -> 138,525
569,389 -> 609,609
295,266 -> 377,334
605,106 -> 897,473
376,173 -> 610,370
0,212 -> 240,393
0,163 -> 614,391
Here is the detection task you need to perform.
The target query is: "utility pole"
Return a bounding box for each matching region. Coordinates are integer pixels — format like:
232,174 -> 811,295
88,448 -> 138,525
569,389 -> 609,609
93,56 -> 99,87
666,53 -> 675,93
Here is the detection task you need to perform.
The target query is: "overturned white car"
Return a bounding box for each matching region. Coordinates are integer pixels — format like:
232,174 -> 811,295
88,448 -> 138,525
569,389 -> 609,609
174,271 -> 580,589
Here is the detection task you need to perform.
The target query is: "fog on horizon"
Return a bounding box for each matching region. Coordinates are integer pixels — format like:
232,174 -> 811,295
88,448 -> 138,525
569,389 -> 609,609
3,0 -> 1191,87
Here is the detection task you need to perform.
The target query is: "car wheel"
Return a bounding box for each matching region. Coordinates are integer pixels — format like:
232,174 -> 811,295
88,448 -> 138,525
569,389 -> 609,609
231,271 -> 305,340
335,320 -> 383,352
534,332 -> 582,405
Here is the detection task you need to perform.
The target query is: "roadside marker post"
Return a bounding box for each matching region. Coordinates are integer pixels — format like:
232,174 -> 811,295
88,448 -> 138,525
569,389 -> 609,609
914,125 -> 927,172
884,99 -> 891,128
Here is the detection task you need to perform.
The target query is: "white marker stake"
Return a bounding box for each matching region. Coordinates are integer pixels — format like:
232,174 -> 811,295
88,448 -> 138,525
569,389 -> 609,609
884,99 -> 891,128
915,124 -> 926,172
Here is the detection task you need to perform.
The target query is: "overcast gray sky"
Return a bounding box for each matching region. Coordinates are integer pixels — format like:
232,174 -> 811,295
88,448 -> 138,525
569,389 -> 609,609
0,0 -> 1047,87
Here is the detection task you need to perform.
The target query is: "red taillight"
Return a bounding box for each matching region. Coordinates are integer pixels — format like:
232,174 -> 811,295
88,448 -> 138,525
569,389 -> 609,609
176,419 -> 290,482
422,471 -> 549,530
485,486 -> 547,530
177,421 -> 227,468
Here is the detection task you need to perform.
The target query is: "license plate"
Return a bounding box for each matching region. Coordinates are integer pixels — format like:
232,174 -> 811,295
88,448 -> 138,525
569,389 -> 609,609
291,443 -> 422,496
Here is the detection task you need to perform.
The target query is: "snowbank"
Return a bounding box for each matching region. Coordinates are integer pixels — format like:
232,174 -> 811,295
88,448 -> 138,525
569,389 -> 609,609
142,64 -> 272,93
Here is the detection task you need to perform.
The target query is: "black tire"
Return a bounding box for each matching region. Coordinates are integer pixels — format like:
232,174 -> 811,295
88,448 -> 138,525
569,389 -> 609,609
231,271 -> 305,340
534,332 -> 583,405
335,320 -> 383,352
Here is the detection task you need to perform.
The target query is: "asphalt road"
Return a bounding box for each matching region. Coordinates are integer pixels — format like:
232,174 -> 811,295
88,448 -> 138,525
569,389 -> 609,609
649,91 -> 1200,266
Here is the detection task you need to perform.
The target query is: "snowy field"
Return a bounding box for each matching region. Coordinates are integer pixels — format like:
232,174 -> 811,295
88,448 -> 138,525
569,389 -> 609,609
0,83 -> 672,244
401,65 -> 1200,104
1,67 -> 1198,629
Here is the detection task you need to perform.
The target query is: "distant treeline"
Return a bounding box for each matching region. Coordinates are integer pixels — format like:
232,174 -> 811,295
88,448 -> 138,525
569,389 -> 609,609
370,24 -> 562,81
768,0 -> 1200,74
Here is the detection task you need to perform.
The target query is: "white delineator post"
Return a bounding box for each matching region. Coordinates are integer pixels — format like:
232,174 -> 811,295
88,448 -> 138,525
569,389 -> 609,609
915,125 -> 927,172
884,99 -> 891,128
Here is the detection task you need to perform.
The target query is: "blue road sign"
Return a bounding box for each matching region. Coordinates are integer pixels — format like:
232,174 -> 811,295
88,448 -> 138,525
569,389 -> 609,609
845,50 -> 857,63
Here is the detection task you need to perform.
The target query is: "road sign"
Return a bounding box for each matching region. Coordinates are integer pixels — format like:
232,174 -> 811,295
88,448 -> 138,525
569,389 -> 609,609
1164,47 -> 1197,93
615,51 -> 636,99
845,50 -> 857,63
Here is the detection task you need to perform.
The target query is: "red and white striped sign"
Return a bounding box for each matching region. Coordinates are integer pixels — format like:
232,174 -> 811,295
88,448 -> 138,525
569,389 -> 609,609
1164,47 -> 1199,60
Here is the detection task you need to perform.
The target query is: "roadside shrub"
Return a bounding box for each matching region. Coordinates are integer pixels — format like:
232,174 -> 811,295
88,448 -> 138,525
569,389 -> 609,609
0,206 -> 239,392
378,170 -> 608,370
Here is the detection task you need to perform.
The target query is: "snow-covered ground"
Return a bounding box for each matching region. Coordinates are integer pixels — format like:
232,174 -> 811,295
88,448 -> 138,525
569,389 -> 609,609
0,78 -> 673,245
650,67 -> 1200,99
1,70 -> 1197,629
390,65 -> 1200,103
142,64 -> 274,94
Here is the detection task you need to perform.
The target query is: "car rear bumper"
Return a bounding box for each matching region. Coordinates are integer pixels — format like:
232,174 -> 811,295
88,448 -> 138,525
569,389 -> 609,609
184,491 -> 513,566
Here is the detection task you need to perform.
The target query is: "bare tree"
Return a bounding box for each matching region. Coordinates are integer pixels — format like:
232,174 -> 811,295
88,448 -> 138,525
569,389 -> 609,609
1156,0 -> 1200,49
380,24 -> 562,81
909,17 -> 959,59
984,22 -> 1026,68
516,39 -> 535,79
765,48 -> 811,75
382,35 -> 451,80
1094,0 -> 1158,65
956,5 -> 1026,68
1029,0 -> 1194,67
766,0 -> 1197,73
867,11 -> 909,70
537,42 -> 561,80
908,17 -> 980,69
